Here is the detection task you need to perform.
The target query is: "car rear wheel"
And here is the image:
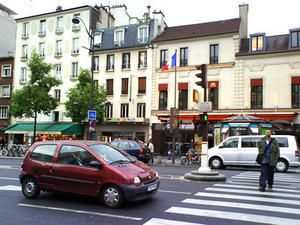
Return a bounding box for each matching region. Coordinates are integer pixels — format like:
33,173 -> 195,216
209,157 -> 223,169
101,185 -> 124,208
22,177 -> 40,199
276,159 -> 289,172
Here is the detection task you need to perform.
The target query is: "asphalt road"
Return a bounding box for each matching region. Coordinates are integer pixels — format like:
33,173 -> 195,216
0,158 -> 300,225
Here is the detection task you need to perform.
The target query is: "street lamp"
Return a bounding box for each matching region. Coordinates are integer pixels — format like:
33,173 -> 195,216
72,16 -> 95,140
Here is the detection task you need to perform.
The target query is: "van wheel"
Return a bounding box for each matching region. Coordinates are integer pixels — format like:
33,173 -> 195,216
276,159 -> 289,172
209,157 -> 223,169
101,185 -> 124,208
22,177 -> 40,199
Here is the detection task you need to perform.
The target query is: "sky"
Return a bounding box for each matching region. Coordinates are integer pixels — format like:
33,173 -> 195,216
1,0 -> 299,36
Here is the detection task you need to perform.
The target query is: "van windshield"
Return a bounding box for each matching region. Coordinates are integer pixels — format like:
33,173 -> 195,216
89,144 -> 136,164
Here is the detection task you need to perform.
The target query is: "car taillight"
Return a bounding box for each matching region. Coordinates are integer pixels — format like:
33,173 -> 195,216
139,148 -> 143,154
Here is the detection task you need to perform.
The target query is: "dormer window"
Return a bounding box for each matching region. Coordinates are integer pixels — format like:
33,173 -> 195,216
290,29 -> 300,48
250,33 -> 265,52
114,29 -> 124,46
138,26 -> 149,43
94,32 -> 102,47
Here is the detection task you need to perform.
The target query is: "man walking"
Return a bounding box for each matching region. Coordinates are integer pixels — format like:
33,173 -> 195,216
257,129 -> 280,192
148,139 -> 154,165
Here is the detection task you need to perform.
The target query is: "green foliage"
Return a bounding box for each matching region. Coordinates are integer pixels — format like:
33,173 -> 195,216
65,69 -> 107,123
10,51 -> 62,118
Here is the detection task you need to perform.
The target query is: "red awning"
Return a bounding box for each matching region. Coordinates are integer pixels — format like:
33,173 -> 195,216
158,84 -> 168,91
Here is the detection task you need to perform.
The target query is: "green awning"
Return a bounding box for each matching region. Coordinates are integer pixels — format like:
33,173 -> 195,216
4,123 -> 84,136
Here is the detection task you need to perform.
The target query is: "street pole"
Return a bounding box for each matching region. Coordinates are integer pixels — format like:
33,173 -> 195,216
89,32 -> 95,140
172,50 -> 177,164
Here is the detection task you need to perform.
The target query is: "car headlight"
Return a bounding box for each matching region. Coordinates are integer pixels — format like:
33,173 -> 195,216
133,177 -> 141,186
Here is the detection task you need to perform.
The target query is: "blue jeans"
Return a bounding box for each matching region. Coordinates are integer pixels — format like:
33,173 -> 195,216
259,164 -> 275,188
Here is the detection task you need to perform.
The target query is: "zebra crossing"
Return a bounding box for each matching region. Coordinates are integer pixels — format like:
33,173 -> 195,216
143,171 -> 300,225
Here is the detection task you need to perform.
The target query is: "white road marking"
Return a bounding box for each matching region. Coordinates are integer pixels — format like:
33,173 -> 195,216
183,198 -> 300,215
0,165 -> 17,170
0,185 -> 21,191
18,203 -> 142,221
0,177 -> 19,181
205,187 -> 300,198
143,218 -> 205,225
231,176 -> 300,183
213,183 -> 300,193
166,207 -> 300,225
227,181 -> 297,189
159,190 -> 192,195
195,192 -> 300,205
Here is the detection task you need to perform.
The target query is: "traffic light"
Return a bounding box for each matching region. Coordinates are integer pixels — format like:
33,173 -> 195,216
195,64 -> 207,89
200,112 -> 208,122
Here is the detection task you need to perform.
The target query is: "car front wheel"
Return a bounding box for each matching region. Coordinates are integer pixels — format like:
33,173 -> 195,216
22,177 -> 40,199
101,185 -> 124,208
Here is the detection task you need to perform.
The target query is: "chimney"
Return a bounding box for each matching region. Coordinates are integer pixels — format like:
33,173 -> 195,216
56,5 -> 63,11
239,3 -> 248,39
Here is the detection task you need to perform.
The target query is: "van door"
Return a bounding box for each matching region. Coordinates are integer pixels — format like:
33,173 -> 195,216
239,137 -> 260,165
217,137 -> 239,164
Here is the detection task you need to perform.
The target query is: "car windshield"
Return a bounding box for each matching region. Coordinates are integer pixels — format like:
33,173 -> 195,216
89,144 -> 136,164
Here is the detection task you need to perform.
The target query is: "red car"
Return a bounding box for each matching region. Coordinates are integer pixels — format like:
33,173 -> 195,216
19,141 -> 159,208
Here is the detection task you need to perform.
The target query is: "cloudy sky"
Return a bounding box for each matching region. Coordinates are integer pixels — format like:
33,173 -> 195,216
1,0 -> 299,35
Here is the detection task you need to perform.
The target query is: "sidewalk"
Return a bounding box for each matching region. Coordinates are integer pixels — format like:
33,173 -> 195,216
152,155 -> 199,168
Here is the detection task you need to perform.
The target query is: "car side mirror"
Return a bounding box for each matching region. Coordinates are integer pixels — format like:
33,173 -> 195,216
89,160 -> 103,169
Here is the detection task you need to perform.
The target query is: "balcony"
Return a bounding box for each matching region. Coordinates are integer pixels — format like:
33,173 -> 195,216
38,31 -> 46,37
55,27 -> 64,34
21,56 -> 28,62
114,40 -> 124,46
19,79 -> 27,84
54,51 -> 62,58
71,49 -> 80,55
21,33 -> 29,40
72,25 -> 81,31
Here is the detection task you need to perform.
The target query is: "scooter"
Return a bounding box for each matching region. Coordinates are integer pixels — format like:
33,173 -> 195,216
181,150 -> 201,165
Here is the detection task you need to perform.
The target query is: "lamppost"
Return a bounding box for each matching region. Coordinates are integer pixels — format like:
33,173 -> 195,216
72,17 -> 95,140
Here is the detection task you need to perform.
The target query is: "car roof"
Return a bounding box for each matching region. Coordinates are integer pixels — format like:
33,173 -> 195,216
33,140 -> 105,145
227,135 -> 295,138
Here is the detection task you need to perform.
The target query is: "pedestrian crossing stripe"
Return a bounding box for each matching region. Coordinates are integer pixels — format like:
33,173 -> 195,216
227,181 -> 298,189
166,207 -> 300,225
0,185 -> 21,191
232,175 -> 300,181
143,218 -> 205,225
231,176 -> 300,183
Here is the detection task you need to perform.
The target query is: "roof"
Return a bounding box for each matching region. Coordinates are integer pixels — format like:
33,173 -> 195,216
0,3 -> 17,15
237,34 -> 300,56
153,18 -> 240,42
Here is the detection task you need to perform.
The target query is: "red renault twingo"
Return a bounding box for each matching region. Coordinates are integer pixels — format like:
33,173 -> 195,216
19,141 -> 160,208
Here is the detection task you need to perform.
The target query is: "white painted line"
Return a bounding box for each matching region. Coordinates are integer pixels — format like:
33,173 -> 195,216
159,175 -> 184,180
213,183 -> 300,193
182,198 -> 300,215
0,185 -> 21,191
0,165 -> 17,170
205,187 -> 300,198
143,218 -> 205,225
159,190 -> 192,195
227,181 -> 297,189
233,174 -> 300,180
232,176 -> 300,183
18,203 -> 142,221
0,177 -> 19,181
195,192 -> 300,205
166,207 -> 300,225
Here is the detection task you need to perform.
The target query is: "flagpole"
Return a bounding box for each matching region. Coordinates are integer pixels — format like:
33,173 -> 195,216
174,49 -> 177,108
172,49 -> 177,164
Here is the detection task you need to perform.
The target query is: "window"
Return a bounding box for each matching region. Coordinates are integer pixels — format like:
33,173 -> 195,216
54,89 -> 61,102
1,85 -> 10,98
291,31 -> 300,48
179,89 -> 188,110
54,64 -> 62,80
106,79 -> 113,95
30,145 -> 57,163
55,40 -> 63,56
180,47 -> 188,67
160,49 -> 168,68
93,56 -> 99,71
39,42 -> 45,57
251,79 -> 263,109
122,53 -> 130,69
53,111 -> 59,122
106,54 -> 114,71
210,44 -> 219,64
137,103 -> 146,118
138,51 -> 147,68
241,138 -> 260,147
138,77 -> 146,94
221,138 -> 239,148
57,145 -> 96,167
121,78 -> 129,95
39,19 -> 46,36
72,38 -> 80,54
22,22 -> 29,38
71,62 -> 79,79
105,103 -> 113,119
114,29 -> 124,46
94,32 -> 102,46
138,26 -> 148,43
159,90 -> 168,110
275,138 -> 289,147
0,106 -> 9,119
20,67 -> 27,83
1,64 -> 11,77
120,104 -> 129,118
56,16 -> 63,32
251,35 -> 264,51
22,45 -> 28,59
291,77 -> 300,108
208,81 -> 219,110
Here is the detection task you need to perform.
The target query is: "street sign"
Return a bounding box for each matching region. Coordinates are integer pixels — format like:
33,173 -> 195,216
90,120 -> 96,128
88,110 -> 97,120
199,101 -> 212,112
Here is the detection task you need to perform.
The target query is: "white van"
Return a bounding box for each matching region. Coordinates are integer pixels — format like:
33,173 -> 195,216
208,135 -> 300,172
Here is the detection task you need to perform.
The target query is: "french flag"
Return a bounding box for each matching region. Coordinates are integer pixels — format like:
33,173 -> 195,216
162,52 -> 177,71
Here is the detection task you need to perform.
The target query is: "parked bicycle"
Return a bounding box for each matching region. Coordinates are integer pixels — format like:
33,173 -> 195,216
181,150 -> 201,165
0,144 -> 29,157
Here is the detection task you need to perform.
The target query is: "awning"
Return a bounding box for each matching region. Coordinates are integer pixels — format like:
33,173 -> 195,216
4,123 -> 84,135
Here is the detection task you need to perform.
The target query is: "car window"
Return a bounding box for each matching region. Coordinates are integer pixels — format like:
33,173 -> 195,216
111,142 -> 119,147
30,144 -> 57,163
57,145 -> 97,167
241,138 -> 260,147
221,138 -> 239,148
129,142 -> 138,148
275,138 -> 289,147
118,141 -> 130,148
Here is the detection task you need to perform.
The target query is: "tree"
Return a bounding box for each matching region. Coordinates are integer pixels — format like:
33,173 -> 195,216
65,69 -> 106,124
10,51 -> 62,143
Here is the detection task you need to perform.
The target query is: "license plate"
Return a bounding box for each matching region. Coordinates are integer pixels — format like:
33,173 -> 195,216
147,183 -> 157,192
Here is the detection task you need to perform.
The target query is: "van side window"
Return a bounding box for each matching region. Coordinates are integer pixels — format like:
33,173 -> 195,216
222,138 -> 239,148
30,145 -> 57,163
242,138 -> 260,147
275,138 -> 289,147
57,145 -> 97,167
